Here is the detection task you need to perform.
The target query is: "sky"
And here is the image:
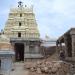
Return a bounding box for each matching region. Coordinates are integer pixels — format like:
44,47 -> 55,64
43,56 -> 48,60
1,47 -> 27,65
0,0 -> 75,39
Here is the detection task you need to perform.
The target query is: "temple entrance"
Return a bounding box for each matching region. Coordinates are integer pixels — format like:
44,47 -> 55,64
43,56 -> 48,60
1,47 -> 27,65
15,43 -> 24,61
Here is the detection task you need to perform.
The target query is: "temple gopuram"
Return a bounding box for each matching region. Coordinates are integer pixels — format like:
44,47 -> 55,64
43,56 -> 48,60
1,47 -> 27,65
1,1 -> 43,61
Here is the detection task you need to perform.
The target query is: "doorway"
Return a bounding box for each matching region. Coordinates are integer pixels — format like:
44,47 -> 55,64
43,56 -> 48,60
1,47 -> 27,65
15,43 -> 24,61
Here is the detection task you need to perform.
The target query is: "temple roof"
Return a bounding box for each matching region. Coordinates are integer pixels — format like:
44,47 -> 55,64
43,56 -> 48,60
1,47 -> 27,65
10,1 -> 33,14
56,28 -> 75,44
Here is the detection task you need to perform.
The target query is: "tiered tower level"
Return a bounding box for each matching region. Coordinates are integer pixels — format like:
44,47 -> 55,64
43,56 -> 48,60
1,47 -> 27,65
3,1 -> 42,61
4,2 -> 40,39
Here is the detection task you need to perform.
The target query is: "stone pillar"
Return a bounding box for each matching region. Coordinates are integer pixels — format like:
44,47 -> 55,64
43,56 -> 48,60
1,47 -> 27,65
64,36 -> 68,57
24,43 -> 29,54
71,34 -> 75,57
59,42 -> 62,55
35,45 -> 40,53
59,42 -> 62,52
56,41 -> 60,58
24,42 -> 29,61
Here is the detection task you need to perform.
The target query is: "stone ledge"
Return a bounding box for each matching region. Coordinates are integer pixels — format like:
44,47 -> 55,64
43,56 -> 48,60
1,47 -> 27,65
24,54 -> 43,58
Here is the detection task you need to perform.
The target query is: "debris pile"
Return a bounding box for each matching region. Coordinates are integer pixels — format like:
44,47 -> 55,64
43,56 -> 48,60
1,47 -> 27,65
24,61 -> 70,75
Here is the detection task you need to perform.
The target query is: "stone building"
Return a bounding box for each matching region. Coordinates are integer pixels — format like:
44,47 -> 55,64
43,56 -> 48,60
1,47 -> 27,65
56,28 -> 75,74
56,28 -> 75,60
2,1 -> 43,61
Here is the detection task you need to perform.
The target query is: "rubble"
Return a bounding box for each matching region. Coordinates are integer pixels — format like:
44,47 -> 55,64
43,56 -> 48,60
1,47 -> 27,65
24,60 -> 70,75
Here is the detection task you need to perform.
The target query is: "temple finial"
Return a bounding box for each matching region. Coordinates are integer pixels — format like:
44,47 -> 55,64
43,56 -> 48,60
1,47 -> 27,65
18,1 -> 23,7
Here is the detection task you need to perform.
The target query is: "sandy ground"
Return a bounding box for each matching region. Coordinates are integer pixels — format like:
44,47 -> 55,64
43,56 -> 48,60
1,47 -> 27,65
9,62 -> 29,75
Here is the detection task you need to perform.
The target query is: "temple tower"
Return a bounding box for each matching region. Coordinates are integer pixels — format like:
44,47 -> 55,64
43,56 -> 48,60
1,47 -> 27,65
4,1 -> 39,39
4,1 -> 43,61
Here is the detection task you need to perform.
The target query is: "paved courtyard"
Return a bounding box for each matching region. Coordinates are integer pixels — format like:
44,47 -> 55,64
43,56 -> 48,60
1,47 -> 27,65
10,62 -> 29,75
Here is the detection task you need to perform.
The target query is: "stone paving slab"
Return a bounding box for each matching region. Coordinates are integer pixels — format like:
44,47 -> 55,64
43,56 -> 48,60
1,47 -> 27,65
9,62 -> 29,75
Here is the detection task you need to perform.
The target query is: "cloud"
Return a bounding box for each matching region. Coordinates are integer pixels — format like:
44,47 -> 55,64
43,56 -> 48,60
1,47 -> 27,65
35,0 -> 75,38
0,0 -> 75,38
